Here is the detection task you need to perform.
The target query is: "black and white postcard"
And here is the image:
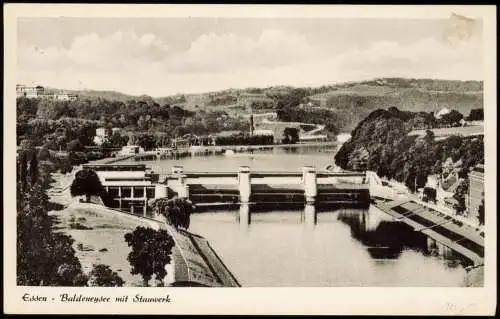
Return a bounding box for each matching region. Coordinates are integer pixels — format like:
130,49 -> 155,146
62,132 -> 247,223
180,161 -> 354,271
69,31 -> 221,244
3,4 -> 497,316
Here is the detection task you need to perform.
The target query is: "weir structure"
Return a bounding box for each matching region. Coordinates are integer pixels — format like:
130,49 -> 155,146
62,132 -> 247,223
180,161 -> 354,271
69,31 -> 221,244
164,165 -> 370,225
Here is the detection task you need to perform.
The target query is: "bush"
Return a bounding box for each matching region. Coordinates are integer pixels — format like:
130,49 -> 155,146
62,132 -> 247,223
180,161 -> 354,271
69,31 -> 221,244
152,197 -> 194,230
87,264 -> 125,287
68,151 -> 88,165
422,187 -> 437,203
67,139 -> 84,152
69,222 -> 93,230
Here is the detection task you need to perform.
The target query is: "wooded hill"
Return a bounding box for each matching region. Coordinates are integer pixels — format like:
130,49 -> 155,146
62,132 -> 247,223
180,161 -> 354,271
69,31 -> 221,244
59,78 -> 483,133
334,107 -> 484,212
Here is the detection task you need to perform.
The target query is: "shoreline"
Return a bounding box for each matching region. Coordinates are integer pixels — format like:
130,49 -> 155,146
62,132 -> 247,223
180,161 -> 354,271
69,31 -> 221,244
120,141 -> 341,163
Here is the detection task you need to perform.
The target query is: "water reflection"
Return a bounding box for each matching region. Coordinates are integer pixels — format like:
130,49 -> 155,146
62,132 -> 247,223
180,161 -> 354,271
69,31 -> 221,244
335,207 -> 472,268
336,208 -> 423,259
188,206 -> 468,286
238,204 -> 251,232
303,204 -> 317,229
128,147 -> 471,286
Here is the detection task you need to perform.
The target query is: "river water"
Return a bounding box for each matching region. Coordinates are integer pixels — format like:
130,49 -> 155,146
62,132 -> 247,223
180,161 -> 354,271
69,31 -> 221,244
122,147 -> 470,287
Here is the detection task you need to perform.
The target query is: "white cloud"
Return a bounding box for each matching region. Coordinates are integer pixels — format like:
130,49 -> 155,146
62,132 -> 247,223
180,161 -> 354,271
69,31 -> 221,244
165,29 -> 325,73
18,29 -> 170,73
17,26 -> 483,96
332,35 -> 482,80
67,30 -> 169,68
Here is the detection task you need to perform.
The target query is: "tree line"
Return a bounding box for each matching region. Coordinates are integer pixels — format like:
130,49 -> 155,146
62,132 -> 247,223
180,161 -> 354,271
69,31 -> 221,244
16,143 -> 127,286
17,141 -> 197,286
16,96 -> 249,149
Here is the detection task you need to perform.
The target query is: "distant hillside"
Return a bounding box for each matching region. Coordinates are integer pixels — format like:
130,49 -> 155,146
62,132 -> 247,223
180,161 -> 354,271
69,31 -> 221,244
64,89 -> 141,103
304,78 -> 483,132
53,78 -> 482,132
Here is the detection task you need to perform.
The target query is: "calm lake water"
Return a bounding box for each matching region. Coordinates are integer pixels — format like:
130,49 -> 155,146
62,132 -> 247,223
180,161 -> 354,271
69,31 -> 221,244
122,147 -> 470,286
123,146 -> 338,173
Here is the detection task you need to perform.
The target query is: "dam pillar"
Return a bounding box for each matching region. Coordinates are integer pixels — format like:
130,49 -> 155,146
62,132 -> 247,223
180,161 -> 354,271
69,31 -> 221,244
302,166 -> 317,226
302,166 -> 317,204
304,204 -> 317,227
238,166 -> 251,224
178,174 -> 189,199
171,166 -> 189,199
238,166 -> 251,203
155,184 -> 168,199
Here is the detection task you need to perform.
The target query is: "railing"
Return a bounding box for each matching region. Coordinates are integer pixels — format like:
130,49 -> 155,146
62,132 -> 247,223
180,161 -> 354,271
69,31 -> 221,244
166,171 -> 366,178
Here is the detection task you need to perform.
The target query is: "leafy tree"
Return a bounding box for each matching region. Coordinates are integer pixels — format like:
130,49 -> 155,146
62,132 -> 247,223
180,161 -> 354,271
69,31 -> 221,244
124,227 -> 175,287
55,261 -> 88,286
87,264 -> 125,287
70,169 -> 104,202
466,108 -> 484,121
453,179 -> 469,215
282,127 -> 299,144
422,187 -> 437,203
67,139 -> 84,152
17,158 -> 86,286
439,110 -> 463,127
214,133 -> 273,146
152,198 -> 194,230
102,132 -> 129,148
68,151 -> 88,166
349,146 -> 369,172
36,99 -> 63,120
136,134 -> 157,151
29,152 -> 39,186
424,129 -> 435,144
477,197 -> 485,225
37,146 -> 51,161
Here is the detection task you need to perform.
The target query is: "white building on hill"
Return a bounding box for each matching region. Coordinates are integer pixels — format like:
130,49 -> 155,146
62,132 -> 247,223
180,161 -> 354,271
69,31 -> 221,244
16,84 -> 45,98
93,127 -> 108,146
16,84 -> 78,100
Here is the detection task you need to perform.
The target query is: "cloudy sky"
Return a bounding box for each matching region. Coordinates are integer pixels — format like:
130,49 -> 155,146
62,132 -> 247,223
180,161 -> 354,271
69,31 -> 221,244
17,15 -> 483,96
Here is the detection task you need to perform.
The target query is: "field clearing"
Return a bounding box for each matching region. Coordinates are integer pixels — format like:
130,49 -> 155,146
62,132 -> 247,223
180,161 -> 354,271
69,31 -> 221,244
408,124 -> 484,138
310,85 -> 400,98
310,85 -> 484,101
